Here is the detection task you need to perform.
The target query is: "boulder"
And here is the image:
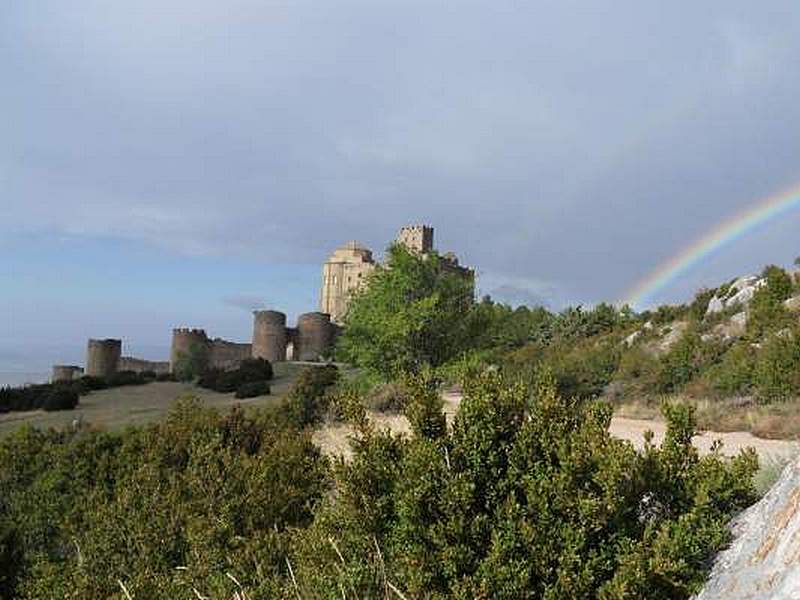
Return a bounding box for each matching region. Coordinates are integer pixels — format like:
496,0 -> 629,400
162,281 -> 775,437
623,330 -> 642,347
706,296 -> 725,315
726,280 -> 765,309
694,457 -> 800,599
712,311 -> 748,341
784,296 -> 800,313
656,321 -> 688,355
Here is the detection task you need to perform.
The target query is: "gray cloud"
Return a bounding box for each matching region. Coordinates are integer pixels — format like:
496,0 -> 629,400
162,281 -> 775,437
3,1 -> 800,307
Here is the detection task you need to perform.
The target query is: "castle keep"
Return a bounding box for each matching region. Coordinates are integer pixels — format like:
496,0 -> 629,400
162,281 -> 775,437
320,225 -> 473,323
53,224 -> 469,381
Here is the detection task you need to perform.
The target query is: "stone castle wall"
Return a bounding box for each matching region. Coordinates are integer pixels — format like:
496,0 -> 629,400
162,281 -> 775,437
118,357 -> 171,375
208,339 -> 252,370
320,241 -> 376,324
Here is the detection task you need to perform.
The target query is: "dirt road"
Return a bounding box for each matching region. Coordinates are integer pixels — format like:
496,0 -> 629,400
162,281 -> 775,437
315,392 -> 800,465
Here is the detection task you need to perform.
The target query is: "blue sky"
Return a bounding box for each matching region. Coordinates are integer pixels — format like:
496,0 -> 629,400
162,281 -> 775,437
3,1 -> 800,375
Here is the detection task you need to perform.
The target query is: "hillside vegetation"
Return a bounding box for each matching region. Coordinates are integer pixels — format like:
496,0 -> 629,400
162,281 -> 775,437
340,247 -> 800,436
2,248 -> 795,597
0,368 -> 757,599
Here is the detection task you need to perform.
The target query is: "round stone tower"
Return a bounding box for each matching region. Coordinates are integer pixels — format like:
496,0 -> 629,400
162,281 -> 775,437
85,339 -> 122,378
170,328 -> 209,373
52,365 -> 83,383
252,310 -> 287,362
295,312 -> 333,362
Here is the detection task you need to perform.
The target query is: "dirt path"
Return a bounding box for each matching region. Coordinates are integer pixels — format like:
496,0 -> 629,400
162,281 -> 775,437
314,392 -> 800,465
609,417 -> 799,463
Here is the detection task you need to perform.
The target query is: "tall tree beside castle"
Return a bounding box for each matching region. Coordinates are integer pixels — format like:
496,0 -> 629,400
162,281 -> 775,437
336,241 -> 475,378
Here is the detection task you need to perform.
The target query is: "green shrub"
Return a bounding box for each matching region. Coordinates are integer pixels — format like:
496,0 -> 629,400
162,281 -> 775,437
656,331 -> 725,393
198,358 -> 274,393
364,381 -> 408,413
172,341 -> 209,381
288,370 -> 757,598
235,381 -> 270,399
41,387 -> 79,412
78,375 -> 108,391
754,332 -> 800,403
0,399 -> 327,598
282,365 -> 339,427
105,370 -> 152,387
708,341 -> 757,397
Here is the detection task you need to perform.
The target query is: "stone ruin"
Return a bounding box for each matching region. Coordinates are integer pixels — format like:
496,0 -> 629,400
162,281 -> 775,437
51,224 -> 468,381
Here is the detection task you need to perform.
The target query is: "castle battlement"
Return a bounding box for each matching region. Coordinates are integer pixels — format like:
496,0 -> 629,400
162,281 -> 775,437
172,328 -> 208,336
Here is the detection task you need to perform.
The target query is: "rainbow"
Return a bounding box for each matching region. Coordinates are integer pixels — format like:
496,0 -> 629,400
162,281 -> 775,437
624,182 -> 800,310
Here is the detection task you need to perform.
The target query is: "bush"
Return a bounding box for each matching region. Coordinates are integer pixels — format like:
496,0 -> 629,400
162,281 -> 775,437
198,358 -> 274,393
364,382 -> 408,413
235,381 -> 271,399
0,399 -> 327,598
282,365 -> 340,427
708,341 -> 756,397
105,370 -> 152,387
172,341 -> 209,381
754,332 -> 800,403
77,375 -> 107,391
42,387 -> 79,412
237,358 -> 274,382
287,370 -> 758,598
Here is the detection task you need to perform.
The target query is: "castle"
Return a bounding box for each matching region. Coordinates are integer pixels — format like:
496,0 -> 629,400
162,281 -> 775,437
320,225 -> 473,323
52,225 -> 471,382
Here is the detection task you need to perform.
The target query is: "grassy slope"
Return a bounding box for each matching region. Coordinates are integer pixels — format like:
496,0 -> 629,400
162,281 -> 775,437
0,362 -> 306,436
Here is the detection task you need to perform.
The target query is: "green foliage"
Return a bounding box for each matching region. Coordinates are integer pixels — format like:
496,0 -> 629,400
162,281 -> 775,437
282,365 -> 340,428
173,341 -> 209,381
0,372 -> 159,415
288,371 -> 757,598
337,244 -> 475,378
0,399 -> 327,598
748,266 -> 792,338
468,298 -> 556,349
507,335 -> 622,399
707,341 -> 756,397
753,331 -> 800,403
197,358 -> 273,393
234,380 -> 271,399
656,331 -> 725,393
614,346 -> 660,398
41,387 -> 79,412
689,288 -> 717,322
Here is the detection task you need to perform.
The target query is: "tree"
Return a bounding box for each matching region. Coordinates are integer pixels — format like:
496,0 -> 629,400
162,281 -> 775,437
172,341 -> 208,381
336,244 -> 475,378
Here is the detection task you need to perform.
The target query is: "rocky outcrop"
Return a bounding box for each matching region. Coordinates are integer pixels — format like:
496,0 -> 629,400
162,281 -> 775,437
711,311 -> 748,341
694,457 -> 800,599
706,276 -> 766,316
784,295 -> 800,313
656,321 -> 689,354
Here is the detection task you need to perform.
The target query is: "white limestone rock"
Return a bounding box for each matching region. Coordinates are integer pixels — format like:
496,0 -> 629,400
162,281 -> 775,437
706,296 -> 725,315
694,457 -> 800,600
784,296 -> 800,313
